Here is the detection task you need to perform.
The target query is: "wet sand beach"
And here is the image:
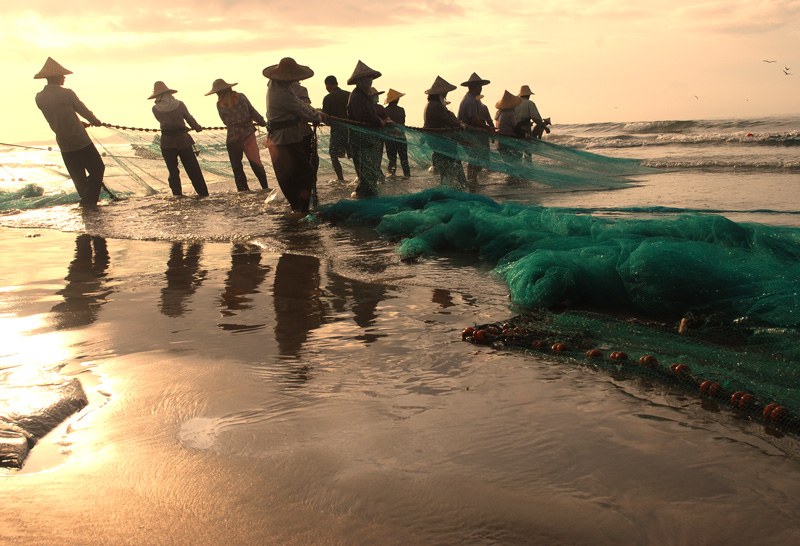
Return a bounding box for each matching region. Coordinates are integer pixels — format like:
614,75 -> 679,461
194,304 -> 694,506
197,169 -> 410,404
4,223 -> 800,545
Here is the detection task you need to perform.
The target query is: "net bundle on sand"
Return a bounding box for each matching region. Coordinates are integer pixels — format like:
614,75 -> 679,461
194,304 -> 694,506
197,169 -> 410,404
319,188 -> 800,434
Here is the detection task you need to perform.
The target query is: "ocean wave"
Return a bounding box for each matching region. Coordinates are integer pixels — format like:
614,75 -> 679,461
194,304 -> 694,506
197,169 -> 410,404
548,131 -> 800,150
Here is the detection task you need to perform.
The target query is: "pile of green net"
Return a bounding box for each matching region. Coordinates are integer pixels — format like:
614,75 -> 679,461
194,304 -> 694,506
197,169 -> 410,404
320,189 -> 800,431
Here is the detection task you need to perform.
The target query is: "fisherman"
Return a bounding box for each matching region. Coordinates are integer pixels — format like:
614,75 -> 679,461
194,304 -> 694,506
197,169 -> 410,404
321,75 -> 351,182
148,81 -> 209,197
346,60 -> 387,197
494,90 -> 523,158
263,57 -> 326,214
384,88 -> 411,178
458,72 -> 493,186
423,76 -> 467,187
371,87 -> 389,181
34,57 -> 106,206
206,78 -> 269,192
514,84 -> 544,138
475,94 -> 493,132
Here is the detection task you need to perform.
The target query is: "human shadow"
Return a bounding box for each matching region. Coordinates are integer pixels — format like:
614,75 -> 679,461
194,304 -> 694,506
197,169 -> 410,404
51,234 -> 111,329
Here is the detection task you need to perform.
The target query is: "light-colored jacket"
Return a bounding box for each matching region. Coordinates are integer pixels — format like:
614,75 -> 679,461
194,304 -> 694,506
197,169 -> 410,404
514,97 -> 543,125
266,81 -> 322,146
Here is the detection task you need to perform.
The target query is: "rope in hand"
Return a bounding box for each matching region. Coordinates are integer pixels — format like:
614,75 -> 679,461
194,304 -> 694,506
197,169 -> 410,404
98,123 -> 228,132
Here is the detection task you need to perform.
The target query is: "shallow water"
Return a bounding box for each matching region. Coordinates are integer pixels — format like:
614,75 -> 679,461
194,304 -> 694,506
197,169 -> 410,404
3,118 -> 800,543
3,223 -> 800,544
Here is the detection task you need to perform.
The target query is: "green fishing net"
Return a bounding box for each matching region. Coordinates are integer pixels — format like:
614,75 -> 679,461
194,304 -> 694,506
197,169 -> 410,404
319,188 -> 800,432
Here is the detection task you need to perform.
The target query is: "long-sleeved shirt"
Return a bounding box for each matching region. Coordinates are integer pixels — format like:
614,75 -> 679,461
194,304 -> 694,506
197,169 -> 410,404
384,103 -> 406,125
322,87 -> 350,119
35,84 -> 101,152
423,100 -> 461,129
494,109 -> 518,135
458,92 -> 481,126
266,81 -> 323,145
514,97 -> 543,125
346,87 -> 382,126
216,92 -> 266,143
152,102 -> 201,149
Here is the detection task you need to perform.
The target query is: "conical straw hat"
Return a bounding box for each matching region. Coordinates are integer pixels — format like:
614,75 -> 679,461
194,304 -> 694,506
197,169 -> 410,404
205,78 -> 237,96
34,57 -> 73,79
518,85 -> 535,96
425,76 -> 457,95
496,90 -> 523,110
347,60 -> 382,85
384,88 -> 405,104
148,81 -> 177,100
262,57 -> 314,81
461,72 -> 491,87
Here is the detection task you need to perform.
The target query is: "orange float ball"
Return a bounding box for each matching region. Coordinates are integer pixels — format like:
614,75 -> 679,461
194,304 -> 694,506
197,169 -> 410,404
473,330 -> 488,343
670,363 -> 691,376
699,380 -> 714,395
707,382 -> 722,397
461,327 -> 474,341
738,393 -> 755,409
609,351 -> 628,361
487,327 -> 499,335
763,403 -> 779,420
586,349 -> 604,359
769,406 -> 788,423
730,391 -> 745,407
638,355 -> 658,366
552,343 -> 568,354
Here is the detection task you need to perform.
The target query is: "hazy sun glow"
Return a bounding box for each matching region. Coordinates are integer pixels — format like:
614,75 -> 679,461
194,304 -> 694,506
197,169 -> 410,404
2,0 -> 798,144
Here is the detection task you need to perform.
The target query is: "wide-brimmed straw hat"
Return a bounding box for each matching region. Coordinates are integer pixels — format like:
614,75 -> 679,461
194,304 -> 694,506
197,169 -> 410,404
148,81 -> 177,100
425,76 -> 457,95
262,57 -> 314,81
347,60 -> 382,85
369,87 -> 385,97
34,57 -> 73,79
205,78 -> 237,96
496,90 -> 523,110
384,88 -> 405,104
518,85 -> 535,96
461,72 -> 491,87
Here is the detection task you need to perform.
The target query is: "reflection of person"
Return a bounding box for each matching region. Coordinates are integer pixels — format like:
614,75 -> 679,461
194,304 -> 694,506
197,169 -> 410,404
160,242 -> 206,318
273,254 -> 324,359
148,81 -> 209,197
263,57 -> 326,214
346,61 -> 386,198
220,244 -> 270,315
206,78 -> 269,192
458,72 -> 493,185
34,57 -> 106,206
423,76 -> 467,187
321,75 -> 351,182
383,88 -> 411,178
51,234 -> 110,329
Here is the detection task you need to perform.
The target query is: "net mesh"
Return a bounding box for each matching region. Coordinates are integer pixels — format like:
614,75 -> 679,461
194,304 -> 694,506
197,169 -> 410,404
318,188 -> 800,433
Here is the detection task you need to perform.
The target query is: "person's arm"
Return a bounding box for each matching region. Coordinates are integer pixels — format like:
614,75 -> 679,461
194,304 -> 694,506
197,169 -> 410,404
182,104 -> 203,132
70,90 -> 101,126
244,95 -> 267,127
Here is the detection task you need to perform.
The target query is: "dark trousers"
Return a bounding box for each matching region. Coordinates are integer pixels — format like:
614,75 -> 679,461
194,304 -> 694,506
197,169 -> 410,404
227,133 -> 268,191
432,152 -> 467,187
61,144 -> 106,205
162,147 -> 209,196
269,140 -> 314,213
385,139 -> 410,177
350,132 -> 382,196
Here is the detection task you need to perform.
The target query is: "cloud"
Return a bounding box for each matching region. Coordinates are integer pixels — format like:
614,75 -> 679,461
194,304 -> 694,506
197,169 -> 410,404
673,0 -> 800,34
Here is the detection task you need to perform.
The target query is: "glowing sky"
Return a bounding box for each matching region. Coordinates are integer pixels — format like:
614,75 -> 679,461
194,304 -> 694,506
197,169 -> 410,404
3,0 -> 799,143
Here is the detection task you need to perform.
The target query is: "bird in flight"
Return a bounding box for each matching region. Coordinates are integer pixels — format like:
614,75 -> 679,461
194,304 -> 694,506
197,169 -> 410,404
784,69 -> 793,75
763,60 -> 776,63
